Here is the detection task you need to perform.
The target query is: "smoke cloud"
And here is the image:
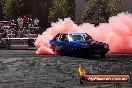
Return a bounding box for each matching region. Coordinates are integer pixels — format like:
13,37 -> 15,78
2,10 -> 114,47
35,12 -> 132,54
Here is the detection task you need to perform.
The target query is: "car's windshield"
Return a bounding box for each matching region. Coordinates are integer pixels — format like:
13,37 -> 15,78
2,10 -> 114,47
69,33 -> 91,41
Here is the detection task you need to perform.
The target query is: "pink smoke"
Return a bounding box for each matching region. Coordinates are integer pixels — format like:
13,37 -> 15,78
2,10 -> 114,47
35,12 -> 132,54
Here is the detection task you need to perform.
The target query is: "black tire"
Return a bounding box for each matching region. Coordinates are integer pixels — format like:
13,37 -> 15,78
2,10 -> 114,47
50,45 -> 55,52
100,53 -> 105,58
73,46 -> 80,57
50,45 -> 60,55
28,39 -> 35,47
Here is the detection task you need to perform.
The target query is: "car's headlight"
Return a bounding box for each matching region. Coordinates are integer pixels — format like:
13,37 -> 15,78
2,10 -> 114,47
104,44 -> 109,49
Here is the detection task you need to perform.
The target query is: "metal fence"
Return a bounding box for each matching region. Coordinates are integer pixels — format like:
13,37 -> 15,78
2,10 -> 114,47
0,38 -> 37,49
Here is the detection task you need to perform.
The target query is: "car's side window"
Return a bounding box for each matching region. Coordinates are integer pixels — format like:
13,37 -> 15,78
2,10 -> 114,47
56,34 -> 64,41
55,35 -> 59,40
58,34 -> 68,42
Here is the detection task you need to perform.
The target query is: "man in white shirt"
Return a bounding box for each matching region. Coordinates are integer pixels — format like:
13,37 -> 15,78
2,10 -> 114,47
33,17 -> 39,27
17,16 -> 23,28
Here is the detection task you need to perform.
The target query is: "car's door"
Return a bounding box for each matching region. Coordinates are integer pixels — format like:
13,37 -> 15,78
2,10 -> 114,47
54,34 -> 69,52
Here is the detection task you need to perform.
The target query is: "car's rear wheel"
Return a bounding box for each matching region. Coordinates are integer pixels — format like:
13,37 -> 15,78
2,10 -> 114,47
100,53 -> 105,58
73,46 -> 81,57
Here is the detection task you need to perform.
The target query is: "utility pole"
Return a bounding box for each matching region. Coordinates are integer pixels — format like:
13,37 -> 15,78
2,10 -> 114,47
96,0 -> 100,26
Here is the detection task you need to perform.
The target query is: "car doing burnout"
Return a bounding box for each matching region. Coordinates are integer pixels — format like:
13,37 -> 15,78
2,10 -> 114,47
50,33 -> 109,57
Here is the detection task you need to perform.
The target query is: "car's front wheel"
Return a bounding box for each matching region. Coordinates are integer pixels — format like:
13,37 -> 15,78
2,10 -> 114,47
50,45 -> 56,52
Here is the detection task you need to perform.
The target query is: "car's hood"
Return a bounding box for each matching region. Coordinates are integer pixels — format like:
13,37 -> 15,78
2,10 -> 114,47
70,40 -> 85,43
93,41 -> 105,45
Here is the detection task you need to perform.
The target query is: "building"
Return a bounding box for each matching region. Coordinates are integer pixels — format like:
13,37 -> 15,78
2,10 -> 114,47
122,0 -> 132,13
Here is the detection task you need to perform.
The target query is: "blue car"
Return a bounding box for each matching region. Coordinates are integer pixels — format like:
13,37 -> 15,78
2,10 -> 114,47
50,33 -> 109,58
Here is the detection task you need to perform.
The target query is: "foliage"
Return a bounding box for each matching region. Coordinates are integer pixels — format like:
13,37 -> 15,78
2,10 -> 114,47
107,0 -> 125,17
1,0 -> 75,23
48,0 -> 75,23
82,0 -> 126,24
48,0 -> 68,23
67,0 -> 76,20
1,0 -> 52,20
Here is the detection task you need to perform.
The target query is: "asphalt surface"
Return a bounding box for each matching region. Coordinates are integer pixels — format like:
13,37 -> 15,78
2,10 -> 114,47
0,50 -> 132,88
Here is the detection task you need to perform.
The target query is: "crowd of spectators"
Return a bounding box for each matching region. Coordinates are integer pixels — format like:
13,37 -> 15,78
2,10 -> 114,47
0,16 -> 40,38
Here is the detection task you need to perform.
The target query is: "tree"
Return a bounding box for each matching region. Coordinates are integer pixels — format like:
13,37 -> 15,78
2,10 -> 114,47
2,0 -> 32,20
2,0 -> 14,20
0,0 -> 3,20
1,0 -> 51,29
1,0 -> 54,28
82,0 -> 126,25
1,0 -> 52,20
107,0 -> 125,17
48,0 -> 75,23
67,0 -> 76,21
48,0 -> 68,23
1,0 -> 75,27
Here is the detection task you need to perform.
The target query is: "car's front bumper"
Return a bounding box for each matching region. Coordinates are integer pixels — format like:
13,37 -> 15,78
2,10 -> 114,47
73,48 -> 110,55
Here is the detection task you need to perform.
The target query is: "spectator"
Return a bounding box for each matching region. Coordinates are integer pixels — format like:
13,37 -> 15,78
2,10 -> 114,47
33,17 -> 39,27
0,28 -> 3,33
17,16 -> 23,28
23,16 -> 28,28
1,30 -> 7,38
10,20 -> 15,26
28,16 -> 33,23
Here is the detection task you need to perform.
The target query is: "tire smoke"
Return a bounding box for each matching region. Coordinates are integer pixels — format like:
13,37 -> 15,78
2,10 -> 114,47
35,12 -> 132,54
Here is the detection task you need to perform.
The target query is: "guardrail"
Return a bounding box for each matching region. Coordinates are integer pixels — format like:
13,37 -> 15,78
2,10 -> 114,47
0,38 -> 37,49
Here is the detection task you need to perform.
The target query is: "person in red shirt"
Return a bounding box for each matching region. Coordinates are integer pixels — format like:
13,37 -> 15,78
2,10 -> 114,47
23,16 -> 28,28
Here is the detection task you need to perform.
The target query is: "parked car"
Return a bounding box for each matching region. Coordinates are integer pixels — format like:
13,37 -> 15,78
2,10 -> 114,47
0,37 -> 10,49
50,32 -> 110,58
